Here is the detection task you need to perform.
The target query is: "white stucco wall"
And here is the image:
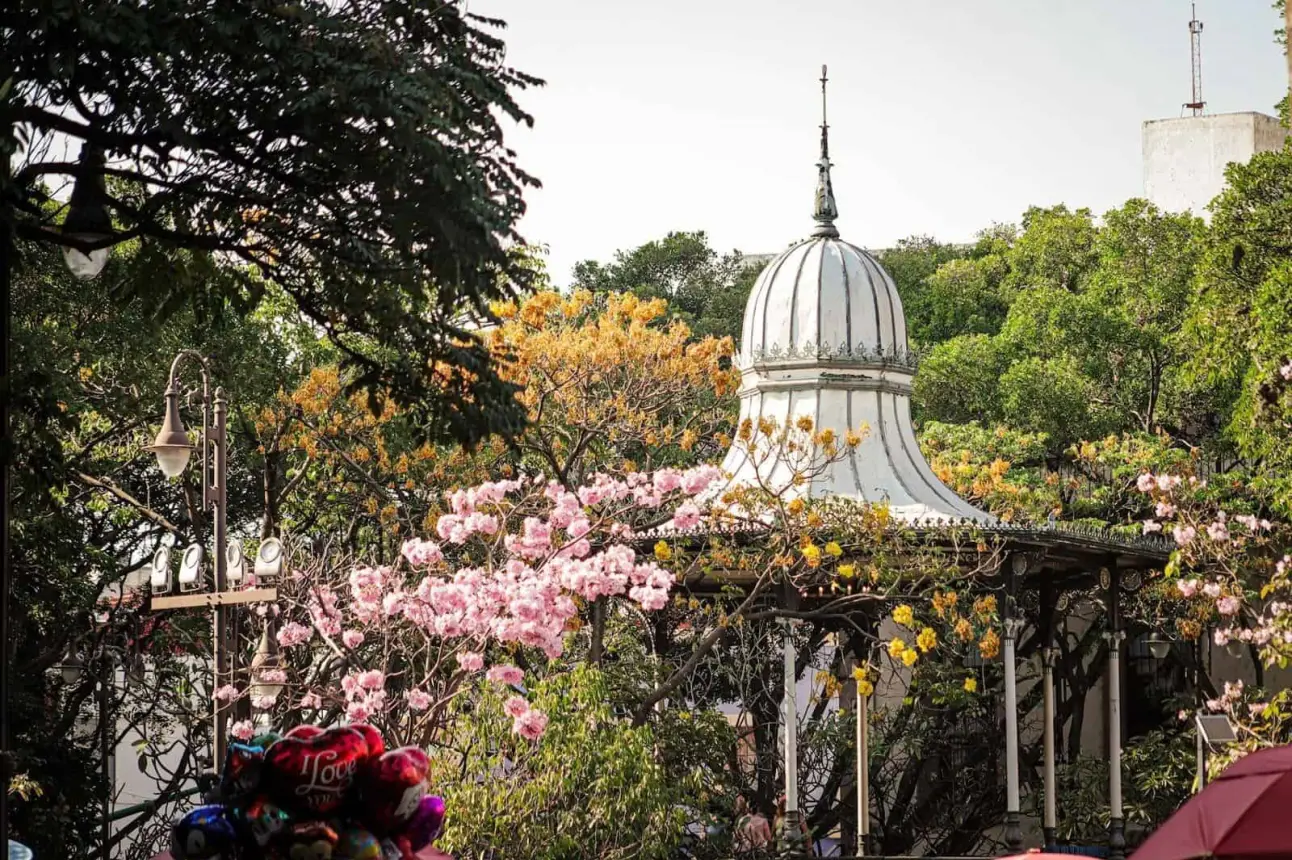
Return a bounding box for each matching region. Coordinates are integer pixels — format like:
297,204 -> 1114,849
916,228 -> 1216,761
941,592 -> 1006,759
1142,112 -> 1287,217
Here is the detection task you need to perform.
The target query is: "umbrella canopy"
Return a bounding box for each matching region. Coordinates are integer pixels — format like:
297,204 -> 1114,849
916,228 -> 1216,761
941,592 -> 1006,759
150,847 -> 451,860
1133,744 -> 1292,860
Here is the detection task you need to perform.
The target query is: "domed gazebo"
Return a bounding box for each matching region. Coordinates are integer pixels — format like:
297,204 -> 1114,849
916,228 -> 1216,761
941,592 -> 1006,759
721,119 -> 989,524
694,67 -> 1172,859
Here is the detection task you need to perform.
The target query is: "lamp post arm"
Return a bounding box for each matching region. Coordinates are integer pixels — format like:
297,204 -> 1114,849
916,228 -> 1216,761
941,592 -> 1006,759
166,350 -> 214,511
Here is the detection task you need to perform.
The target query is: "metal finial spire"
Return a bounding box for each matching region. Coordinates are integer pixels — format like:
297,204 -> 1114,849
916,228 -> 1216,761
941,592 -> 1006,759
812,64 -> 839,238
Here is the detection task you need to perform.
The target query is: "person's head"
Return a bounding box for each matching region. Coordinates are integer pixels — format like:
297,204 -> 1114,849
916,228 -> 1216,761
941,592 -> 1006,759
776,794 -> 787,815
735,795 -> 749,815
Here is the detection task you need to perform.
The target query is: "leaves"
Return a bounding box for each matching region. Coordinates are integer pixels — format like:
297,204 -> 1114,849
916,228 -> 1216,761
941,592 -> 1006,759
5,0 -> 544,443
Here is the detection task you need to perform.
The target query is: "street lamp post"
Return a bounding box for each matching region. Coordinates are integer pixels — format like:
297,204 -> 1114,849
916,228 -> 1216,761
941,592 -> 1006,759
3,143 -> 119,851
144,351 -> 278,776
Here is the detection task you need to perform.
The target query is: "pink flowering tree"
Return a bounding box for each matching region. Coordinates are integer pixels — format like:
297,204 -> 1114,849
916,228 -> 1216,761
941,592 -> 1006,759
1136,469 -> 1292,756
232,466 -> 722,747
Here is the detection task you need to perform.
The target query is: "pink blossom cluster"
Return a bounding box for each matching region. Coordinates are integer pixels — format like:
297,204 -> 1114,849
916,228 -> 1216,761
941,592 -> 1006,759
448,479 -> 526,516
486,664 -> 524,686
1204,680 -> 1245,713
349,565 -> 393,623
276,621 -> 312,648
307,586 -> 343,637
339,668 -> 388,722
503,695 -> 549,740
1178,578 -> 1249,618
401,537 -> 444,568
1136,473 -> 1184,494
266,467 -> 721,739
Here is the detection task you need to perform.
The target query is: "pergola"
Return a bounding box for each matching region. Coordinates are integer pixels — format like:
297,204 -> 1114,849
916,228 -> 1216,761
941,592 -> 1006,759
688,67 -> 1175,858
664,518 -> 1171,857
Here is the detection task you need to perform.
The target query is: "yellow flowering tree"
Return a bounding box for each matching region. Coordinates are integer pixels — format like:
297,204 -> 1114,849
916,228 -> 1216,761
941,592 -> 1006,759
487,290 -> 739,485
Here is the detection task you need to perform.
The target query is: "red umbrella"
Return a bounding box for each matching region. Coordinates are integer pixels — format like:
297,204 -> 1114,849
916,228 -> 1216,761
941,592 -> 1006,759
151,846 -> 451,860
1133,744 -> 1292,860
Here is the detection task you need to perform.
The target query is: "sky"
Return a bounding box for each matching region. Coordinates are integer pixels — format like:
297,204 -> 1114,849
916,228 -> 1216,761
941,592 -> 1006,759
474,0 -> 1288,284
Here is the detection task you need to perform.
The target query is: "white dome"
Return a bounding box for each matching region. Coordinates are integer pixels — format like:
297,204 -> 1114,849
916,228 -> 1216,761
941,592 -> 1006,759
719,87 -> 991,526
739,237 -> 909,367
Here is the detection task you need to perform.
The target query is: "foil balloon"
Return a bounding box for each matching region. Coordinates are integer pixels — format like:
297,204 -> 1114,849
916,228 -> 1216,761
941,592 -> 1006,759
171,804 -> 239,860
401,796 -> 445,851
359,747 -> 429,835
345,724 -> 386,761
333,826 -> 382,860
252,731 -> 283,750
282,725 -> 325,741
376,839 -> 405,860
264,727 -> 369,816
220,743 -> 265,802
279,821 -> 338,860
237,795 -> 292,848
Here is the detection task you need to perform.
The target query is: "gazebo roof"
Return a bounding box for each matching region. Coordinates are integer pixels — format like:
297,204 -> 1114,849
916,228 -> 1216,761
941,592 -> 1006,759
646,518 -> 1172,594
718,69 -> 990,526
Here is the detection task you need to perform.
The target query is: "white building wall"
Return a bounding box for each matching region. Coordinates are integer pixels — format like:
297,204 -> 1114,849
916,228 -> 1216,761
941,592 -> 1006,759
1142,112 -> 1287,217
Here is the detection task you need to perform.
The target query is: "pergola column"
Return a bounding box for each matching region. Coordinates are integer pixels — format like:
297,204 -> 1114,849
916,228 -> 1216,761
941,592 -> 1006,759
1002,554 -> 1025,853
781,616 -> 803,852
1105,566 -> 1127,860
1041,645 -> 1058,846
1041,586 -> 1059,847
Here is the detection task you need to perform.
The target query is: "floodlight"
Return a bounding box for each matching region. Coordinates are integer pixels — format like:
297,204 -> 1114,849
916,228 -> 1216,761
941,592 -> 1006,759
226,540 -> 244,585
254,537 -> 285,583
178,542 -> 205,592
151,546 -> 173,594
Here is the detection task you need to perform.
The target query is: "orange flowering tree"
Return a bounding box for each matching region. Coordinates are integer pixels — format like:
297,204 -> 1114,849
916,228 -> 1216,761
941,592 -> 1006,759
486,290 -> 739,485
251,289 -> 741,561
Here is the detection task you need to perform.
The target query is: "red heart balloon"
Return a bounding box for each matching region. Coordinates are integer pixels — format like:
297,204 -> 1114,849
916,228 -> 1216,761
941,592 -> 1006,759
264,726 -> 369,815
361,746 -> 430,835
347,723 -> 386,761
284,725 -> 325,741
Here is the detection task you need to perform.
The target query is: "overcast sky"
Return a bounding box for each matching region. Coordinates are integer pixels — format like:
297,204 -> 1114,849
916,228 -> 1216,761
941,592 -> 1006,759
475,0 -> 1287,283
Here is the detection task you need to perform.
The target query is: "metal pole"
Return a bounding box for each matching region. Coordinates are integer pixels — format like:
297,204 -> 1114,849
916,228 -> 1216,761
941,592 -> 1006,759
2,150 -> 15,852
100,656 -> 112,860
781,617 -> 801,853
1284,0 -> 1291,108
1106,568 -> 1126,860
857,674 -> 870,855
1003,618 -> 1023,851
212,389 -> 230,774
1195,639 -> 1207,792
1002,554 -> 1023,852
1042,647 -> 1058,846
783,619 -> 798,812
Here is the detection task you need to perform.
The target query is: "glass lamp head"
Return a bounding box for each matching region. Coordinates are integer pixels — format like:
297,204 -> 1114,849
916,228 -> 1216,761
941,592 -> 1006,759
147,384 -> 194,477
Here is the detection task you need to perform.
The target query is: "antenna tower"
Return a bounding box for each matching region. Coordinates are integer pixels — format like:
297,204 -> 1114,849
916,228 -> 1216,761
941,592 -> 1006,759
1184,3 -> 1205,115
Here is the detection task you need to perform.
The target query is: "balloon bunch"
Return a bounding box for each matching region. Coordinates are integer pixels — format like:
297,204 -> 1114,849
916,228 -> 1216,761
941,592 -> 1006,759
168,724 -> 445,860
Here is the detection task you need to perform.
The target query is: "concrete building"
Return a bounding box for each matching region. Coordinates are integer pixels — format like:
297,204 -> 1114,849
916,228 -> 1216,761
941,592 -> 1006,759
1142,112 -> 1287,217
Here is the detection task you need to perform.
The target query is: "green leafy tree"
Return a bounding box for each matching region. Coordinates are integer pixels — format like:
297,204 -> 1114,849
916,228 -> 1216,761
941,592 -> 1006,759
4,0 -> 543,438
8,238 -> 309,856
435,667 -> 705,860
570,231 -> 760,341
1005,205 -> 1100,295
1184,145 -> 1292,509
912,335 -> 1007,425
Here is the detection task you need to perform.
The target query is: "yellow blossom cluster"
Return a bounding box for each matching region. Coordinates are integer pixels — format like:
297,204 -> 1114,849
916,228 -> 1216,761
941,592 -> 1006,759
979,628 -> 1001,660
932,590 -> 959,618
916,627 -> 938,653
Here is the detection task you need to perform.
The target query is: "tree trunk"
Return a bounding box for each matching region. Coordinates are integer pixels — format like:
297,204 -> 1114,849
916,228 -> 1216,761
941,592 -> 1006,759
588,596 -> 607,665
